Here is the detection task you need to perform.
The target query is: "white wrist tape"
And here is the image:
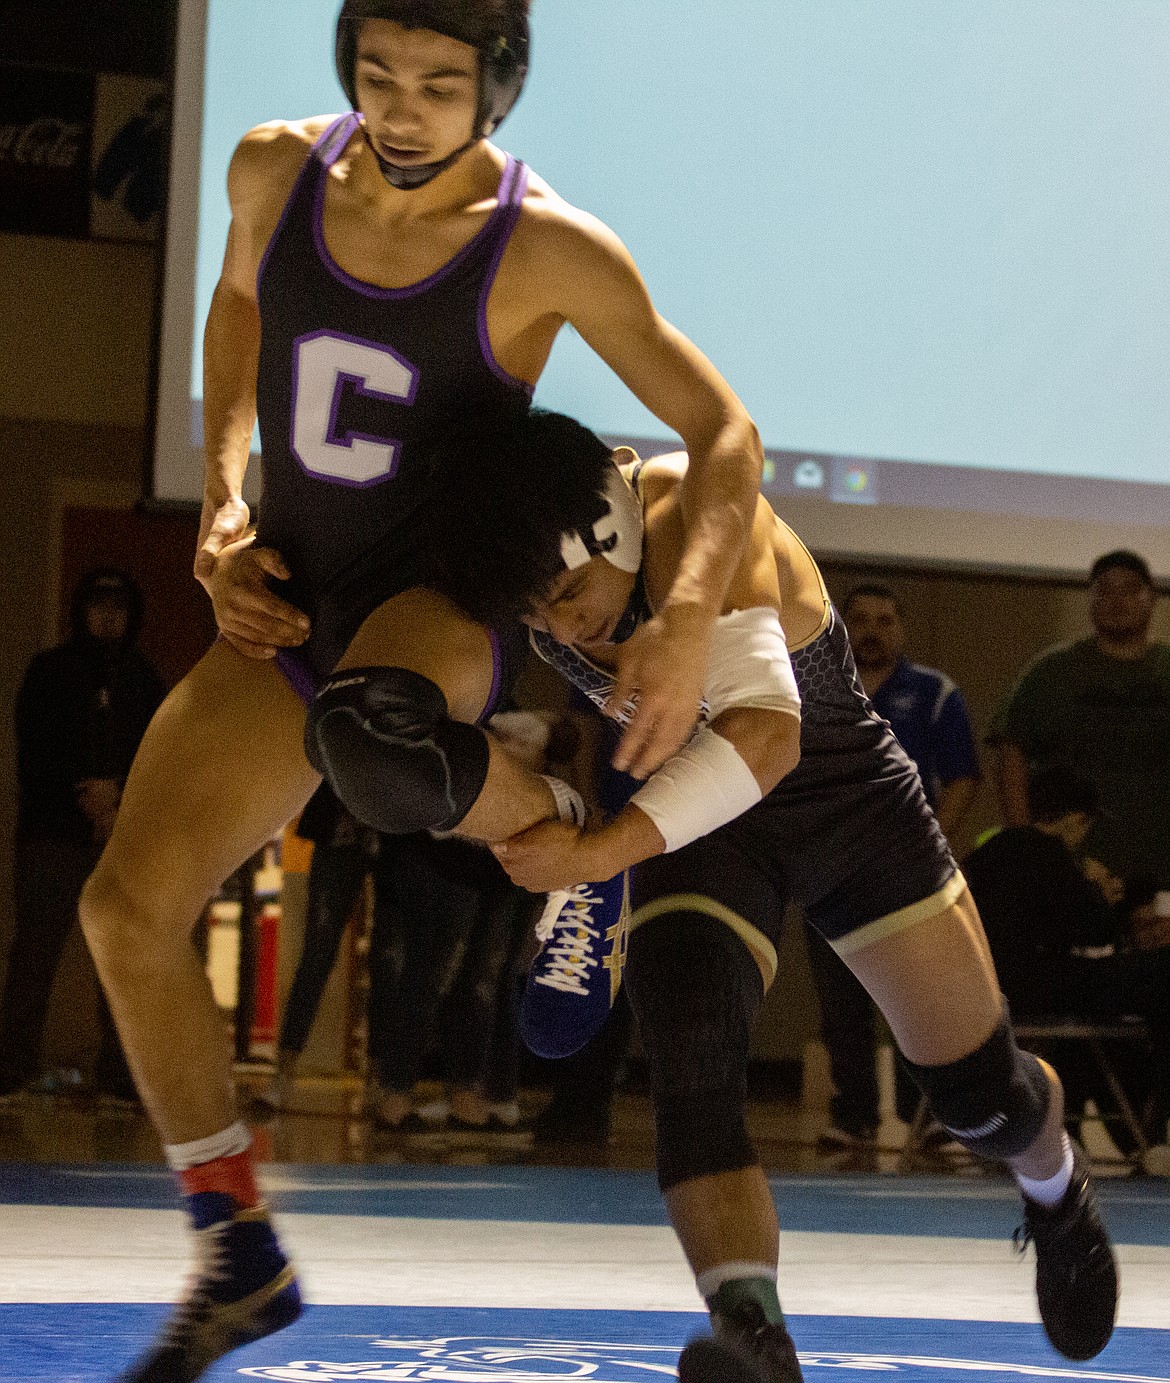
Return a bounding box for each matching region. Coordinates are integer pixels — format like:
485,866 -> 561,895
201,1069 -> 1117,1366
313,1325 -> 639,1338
704,606 -> 801,722
630,725 -> 763,852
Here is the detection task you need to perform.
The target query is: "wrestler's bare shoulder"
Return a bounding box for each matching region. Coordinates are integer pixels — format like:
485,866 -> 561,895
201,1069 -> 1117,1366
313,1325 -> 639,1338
509,170 -> 636,284
227,116 -> 339,214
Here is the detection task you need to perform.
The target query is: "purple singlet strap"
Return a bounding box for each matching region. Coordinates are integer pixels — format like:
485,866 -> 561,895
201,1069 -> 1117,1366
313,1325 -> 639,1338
317,113 -> 360,166
477,158 -> 532,395
502,156 -> 529,208
477,627 -> 503,724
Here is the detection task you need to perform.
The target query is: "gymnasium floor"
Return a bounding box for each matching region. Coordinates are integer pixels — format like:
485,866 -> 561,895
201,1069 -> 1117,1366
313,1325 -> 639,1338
1,1085 -> 1166,1382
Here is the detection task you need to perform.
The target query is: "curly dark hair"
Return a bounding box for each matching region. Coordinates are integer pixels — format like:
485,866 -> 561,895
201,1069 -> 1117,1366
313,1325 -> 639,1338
425,408 -> 616,627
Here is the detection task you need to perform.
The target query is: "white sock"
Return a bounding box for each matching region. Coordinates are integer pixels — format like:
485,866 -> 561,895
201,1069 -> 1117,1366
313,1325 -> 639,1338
541,775 -> 586,827
695,1261 -> 778,1300
164,1120 -> 252,1171
1015,1131 -> 1074,1207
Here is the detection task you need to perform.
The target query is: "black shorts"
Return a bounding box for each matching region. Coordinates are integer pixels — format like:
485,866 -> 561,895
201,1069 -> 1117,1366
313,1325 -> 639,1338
629,607 -> 961,979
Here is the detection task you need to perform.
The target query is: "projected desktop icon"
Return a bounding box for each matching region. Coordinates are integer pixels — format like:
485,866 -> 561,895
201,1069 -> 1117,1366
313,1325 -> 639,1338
830,456 -> 878,505
792,459 -> 825,490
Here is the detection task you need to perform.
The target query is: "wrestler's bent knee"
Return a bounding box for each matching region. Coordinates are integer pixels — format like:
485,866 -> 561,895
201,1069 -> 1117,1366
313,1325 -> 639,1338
306,666 -> 489,834
79,864 -> 158,983
900,1010 -> 1050,1159
79,864 -> 132,946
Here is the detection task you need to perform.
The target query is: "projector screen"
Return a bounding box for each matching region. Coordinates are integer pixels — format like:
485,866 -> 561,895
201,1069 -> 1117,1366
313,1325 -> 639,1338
154,0 -> 1170,580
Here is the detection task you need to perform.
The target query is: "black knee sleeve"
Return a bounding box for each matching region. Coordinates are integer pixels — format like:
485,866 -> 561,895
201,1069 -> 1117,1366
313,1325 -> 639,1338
305,666 -> 489,835
625,910 -> 764,1192
901,1013 -> 1051,1159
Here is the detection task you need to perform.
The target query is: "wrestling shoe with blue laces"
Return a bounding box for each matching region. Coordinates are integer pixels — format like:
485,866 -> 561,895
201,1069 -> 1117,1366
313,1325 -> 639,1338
519,871 -> 630,1059
118,1193 -> 302,1381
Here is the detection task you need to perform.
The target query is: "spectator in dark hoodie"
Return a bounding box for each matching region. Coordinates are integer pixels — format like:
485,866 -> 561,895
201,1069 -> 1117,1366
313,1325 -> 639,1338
0,568 -> 166,1101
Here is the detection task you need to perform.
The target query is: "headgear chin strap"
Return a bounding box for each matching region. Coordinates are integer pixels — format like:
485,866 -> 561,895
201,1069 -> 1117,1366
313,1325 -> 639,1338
363,137 -> 473,191
335,2 -> 530,190
560,463 -> 644,574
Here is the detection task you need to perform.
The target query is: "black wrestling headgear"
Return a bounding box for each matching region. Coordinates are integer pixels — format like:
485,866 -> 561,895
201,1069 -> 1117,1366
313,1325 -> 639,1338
335,0 -> 529,189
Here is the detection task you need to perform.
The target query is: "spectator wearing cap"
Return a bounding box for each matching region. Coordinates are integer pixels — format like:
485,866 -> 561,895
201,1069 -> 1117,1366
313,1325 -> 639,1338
0,567 -> 167,1102
801,582 -> 982,1148
989,550 -> 1170,894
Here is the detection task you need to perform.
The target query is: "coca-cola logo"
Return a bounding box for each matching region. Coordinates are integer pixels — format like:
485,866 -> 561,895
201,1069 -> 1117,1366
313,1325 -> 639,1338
0,117 -> 85,170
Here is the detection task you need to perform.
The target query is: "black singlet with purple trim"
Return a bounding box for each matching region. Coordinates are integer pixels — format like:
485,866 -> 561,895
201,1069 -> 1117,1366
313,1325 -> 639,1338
255,114 -> 533,679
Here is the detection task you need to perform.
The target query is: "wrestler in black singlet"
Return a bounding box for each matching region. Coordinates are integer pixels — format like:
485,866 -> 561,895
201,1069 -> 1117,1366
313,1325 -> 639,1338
255,114 -> 532,697
531,572 -> 958,958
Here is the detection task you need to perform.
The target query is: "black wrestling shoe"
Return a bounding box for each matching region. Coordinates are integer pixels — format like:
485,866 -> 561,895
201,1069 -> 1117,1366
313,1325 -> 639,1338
118,1196 -> 302,1381
679,1302 -> 804,1383
1013,1144 -> 1118,1361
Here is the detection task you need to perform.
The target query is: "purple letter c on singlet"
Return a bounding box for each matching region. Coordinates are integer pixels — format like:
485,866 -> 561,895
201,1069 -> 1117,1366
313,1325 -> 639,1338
290,330 -> 419,487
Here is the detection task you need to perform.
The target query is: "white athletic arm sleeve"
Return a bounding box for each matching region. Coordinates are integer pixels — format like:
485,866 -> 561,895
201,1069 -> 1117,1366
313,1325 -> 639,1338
703,606 -> 802,721
629,725 -> 764,853
628,607 -> 801,853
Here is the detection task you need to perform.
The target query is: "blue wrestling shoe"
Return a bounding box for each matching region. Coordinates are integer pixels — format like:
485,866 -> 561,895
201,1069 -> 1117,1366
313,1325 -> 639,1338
118,1194 -> 302,1381
519,872 -> 630,1059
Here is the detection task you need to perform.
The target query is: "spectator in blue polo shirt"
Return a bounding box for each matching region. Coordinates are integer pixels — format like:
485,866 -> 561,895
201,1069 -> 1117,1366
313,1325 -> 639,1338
806,582 -> 982,1150
845,583 -> 982,835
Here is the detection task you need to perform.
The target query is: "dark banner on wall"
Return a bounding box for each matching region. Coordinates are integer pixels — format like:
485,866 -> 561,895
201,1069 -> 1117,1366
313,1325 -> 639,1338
0,65 -> 168,241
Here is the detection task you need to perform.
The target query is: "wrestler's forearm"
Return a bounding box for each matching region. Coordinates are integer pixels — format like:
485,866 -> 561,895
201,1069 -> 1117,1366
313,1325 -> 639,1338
585,803 -> 667,877
201,280 -> 260,514
668,413 -> 763,613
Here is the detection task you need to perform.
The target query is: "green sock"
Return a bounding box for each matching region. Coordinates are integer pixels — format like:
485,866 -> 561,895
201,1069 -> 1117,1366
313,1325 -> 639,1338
707,1274 -> 786,1329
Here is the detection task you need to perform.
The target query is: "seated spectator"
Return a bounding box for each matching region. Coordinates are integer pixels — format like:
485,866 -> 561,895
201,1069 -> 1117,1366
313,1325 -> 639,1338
963,767 -> 1121,1014
964,766 -> 1170,1147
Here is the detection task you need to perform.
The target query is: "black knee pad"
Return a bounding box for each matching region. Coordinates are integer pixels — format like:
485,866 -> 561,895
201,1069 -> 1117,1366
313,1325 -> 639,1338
900,1013 -> 1051,1159
625,910 -> 764,1191
653,1088 -> 756,1194
305,666 -> 489,834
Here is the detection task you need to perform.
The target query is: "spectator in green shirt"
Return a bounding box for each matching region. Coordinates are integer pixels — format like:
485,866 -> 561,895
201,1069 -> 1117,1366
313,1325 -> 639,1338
988,550 -> 1170,892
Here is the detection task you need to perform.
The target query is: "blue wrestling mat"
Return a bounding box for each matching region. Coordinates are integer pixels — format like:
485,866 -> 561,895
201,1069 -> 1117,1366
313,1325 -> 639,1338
2,1162 -> 1168,1244
1,1165 -> 1166,1381
4,1305 -> 1168,1383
